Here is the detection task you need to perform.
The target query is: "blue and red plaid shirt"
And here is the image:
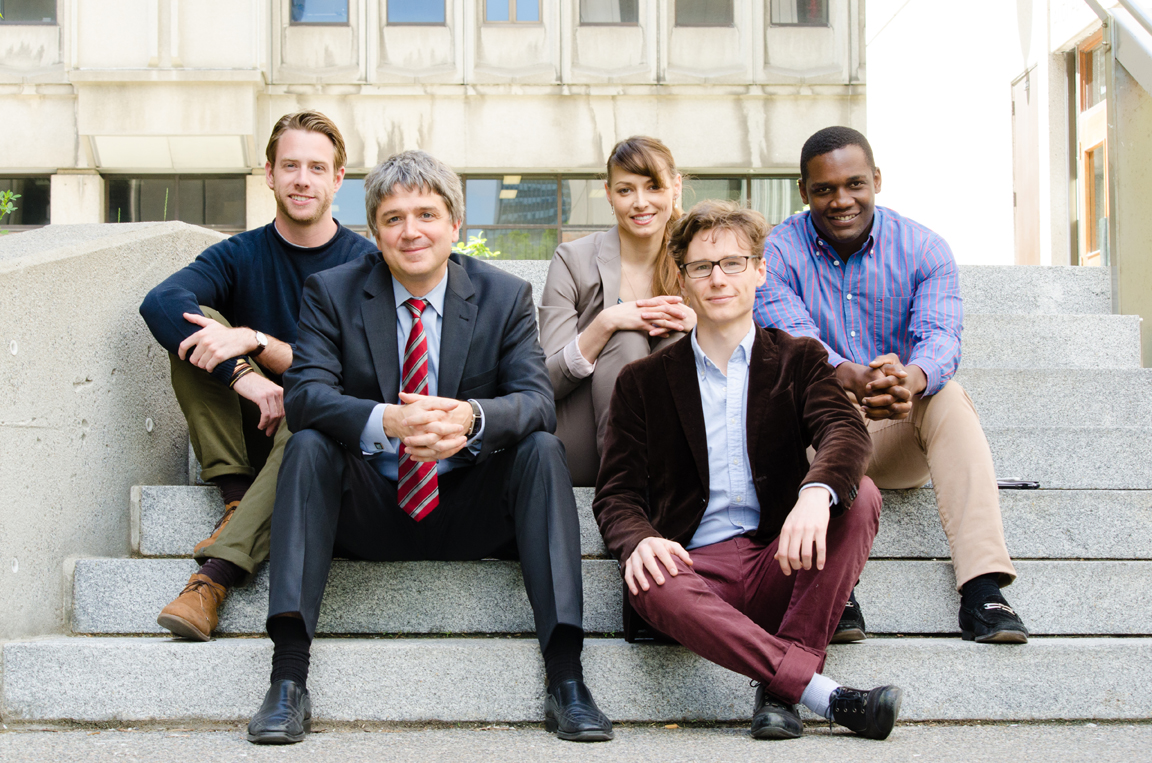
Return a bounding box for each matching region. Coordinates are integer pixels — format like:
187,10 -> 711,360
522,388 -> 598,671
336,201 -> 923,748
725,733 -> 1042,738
752,206 -> 962,396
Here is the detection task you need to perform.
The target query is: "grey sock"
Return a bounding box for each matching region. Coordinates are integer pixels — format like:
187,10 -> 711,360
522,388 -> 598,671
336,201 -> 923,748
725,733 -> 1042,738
799,672 -> 841,720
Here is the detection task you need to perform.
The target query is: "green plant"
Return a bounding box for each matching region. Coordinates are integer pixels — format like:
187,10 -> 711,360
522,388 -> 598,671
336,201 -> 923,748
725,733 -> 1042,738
0,190 -> 20,235
452,233 -> 500,259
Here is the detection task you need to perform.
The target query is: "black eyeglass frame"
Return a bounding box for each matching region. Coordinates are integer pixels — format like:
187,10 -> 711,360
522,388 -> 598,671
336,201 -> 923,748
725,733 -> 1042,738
679,255 -> 762,279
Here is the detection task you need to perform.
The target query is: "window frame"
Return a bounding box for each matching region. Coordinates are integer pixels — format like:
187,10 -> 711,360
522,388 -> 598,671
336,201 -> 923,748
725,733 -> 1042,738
768,0 -> 829,28
0,174 -> 52,230
287,0 -> 351,26
578,0 -> 640,26
103,173 -> 248,233
673,0 -> 735,28
385,0 -> 448,25
484,0 -> 543,25
0,0 -> 58,25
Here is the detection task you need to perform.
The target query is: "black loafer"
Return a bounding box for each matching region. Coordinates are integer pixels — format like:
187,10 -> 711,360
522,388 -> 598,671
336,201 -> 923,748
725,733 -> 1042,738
831,589 -> 867,644
750,683 -> 803,740
247,679 -> 312,744
960,593 -> 1029,643
829,685 -> 902,740
544,679 -> 613,742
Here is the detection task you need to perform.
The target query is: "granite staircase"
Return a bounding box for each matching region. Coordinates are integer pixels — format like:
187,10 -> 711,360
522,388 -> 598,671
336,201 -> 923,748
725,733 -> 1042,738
3,264 -> 1151,724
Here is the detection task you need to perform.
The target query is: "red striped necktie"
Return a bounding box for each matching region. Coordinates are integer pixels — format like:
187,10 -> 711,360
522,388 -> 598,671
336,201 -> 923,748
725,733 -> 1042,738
397,298 -> 439,521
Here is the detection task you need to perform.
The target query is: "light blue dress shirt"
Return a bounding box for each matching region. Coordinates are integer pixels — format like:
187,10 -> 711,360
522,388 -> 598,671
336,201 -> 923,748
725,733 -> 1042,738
358,272 -> 484,481
686,324 -> 836,550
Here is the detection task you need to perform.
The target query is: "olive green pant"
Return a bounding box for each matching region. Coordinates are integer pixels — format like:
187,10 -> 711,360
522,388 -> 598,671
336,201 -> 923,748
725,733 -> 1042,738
169,307 -> 290,573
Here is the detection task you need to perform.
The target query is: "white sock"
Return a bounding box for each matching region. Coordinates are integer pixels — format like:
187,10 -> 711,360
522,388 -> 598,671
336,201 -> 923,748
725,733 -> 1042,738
800,673 -> 841,720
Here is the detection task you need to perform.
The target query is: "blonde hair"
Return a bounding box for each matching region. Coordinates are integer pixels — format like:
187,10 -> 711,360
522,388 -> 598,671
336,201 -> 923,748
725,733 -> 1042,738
265,110 -> 348,172
607,136 -> 682,299
667,199 -> 770,268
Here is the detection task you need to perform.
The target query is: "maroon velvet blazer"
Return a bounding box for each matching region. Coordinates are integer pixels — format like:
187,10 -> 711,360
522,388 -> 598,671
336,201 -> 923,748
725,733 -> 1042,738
593,326 -> 872,564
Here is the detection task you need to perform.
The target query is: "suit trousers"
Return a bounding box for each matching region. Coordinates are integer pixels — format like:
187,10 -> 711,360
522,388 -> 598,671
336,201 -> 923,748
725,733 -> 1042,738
168,306 -> 289,573
863,380 -> 1016,589
627,478 -> 882,705
267,428 -> 584,649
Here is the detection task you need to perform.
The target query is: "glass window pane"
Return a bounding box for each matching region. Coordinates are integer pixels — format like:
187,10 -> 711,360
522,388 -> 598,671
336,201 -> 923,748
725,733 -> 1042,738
682,178 -> 743,209
290,0 -> 349,24
466,228 -> 558,260
0,0 -> 57,24
486,0 -> 510,22
332,177 -> 368,228
178,179 -> 205,225
771,0 -> 827,26
139,179 -> 178,222
466,177 -> 557,225
203,178 -> 246,228
675,0 -> 733,26
517,0 -> 540,22
562,178 -> 616,227
749,177 -> 805,226
580,0 -> 639,24
0,177 -> 50,225
387,0 -> 445,23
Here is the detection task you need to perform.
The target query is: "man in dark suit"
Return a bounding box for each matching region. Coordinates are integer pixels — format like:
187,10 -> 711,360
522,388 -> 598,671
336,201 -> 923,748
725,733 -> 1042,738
595,200 -> 902,741
246,150 -> 612,744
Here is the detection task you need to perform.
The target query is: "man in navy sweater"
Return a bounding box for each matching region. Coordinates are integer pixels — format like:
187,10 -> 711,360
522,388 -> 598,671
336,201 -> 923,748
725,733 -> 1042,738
139,111 -> 376,641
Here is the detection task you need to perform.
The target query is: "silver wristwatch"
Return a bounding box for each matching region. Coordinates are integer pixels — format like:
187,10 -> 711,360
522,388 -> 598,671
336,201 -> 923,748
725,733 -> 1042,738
251,330 -> 269,357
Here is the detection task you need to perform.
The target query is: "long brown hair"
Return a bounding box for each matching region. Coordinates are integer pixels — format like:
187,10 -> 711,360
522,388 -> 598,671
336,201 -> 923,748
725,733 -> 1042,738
607,136 -> 682,299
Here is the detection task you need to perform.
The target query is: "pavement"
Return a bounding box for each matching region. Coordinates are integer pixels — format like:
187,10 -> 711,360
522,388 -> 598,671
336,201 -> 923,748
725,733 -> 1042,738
0,722 -> 1148,762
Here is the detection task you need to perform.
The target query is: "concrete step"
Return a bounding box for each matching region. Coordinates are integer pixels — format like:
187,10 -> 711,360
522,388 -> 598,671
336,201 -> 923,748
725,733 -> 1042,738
960,314 -> 1140,369
494,262 -> 1114,317
133,484 -> 1152,561
4,636 -> 1149,722
985,426 -> 1152,489
955,368 -> 1152,427
71,557 -> 1152,637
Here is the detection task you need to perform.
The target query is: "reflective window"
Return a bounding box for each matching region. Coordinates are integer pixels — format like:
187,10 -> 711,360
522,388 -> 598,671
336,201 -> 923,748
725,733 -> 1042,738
106,176 -> 246,230
675,0 -> 733,26
0,0 -> 56,24
770,0 -> 828,26
387,0 -> 446,24
581,0 -> 639,24
562,179 -> 616,227
749,177 -> 806,225
290,0 -> 349,24
331,177 -> 368,228
486,0 -> 540,23
0,177 -> 51,227
466,177 -> 558,226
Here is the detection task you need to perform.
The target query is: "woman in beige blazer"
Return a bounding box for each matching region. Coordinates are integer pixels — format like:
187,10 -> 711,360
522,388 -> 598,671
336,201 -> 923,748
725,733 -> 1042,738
539,136 -> 696,486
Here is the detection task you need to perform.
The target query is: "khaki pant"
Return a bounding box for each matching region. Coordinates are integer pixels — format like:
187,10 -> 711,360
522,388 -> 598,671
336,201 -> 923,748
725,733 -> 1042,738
864,380 -> 1016,589
168,307 -> 290,573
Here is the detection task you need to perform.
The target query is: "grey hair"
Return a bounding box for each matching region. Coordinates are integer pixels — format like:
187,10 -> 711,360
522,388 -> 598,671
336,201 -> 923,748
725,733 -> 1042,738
364,150 -> 465,237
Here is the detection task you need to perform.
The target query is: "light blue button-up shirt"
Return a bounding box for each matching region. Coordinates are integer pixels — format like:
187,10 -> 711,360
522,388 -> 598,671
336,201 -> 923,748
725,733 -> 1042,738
687,324 -> 836,550
358,272 -> 484,481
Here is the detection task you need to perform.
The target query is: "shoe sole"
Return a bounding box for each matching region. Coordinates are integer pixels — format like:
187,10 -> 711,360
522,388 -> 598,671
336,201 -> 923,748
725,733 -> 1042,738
751,725 -> 803,740
830,628 -> 867,644
544,715 -> 614,742
246,719 -> 311,745
156,613 -> 211,642
962,628 -> 1029,644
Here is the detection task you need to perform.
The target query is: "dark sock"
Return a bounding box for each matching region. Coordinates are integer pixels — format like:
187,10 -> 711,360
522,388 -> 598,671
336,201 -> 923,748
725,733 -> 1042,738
199,557 -> 246,590
268,616 -> 312,689
543,625 -> 584,691
961,572 -> 1002,608
213,474 -> 254,505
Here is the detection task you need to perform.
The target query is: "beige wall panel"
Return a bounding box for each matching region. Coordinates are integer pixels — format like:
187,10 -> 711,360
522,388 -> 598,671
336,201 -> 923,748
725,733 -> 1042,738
665,27 -> 751,83
470,1 -> 559,85
376,25 -> 459,82
278,25 -> 362,79
246,173 -> 277,230
569,26 -> 655,83
0,96 -> 78,169
76,0 -> 154,69
50,175 -> 105,224
176,0 -> 259,70
763,25 -> 844,83
76,83 -> 258,136
0,25 -> 64,79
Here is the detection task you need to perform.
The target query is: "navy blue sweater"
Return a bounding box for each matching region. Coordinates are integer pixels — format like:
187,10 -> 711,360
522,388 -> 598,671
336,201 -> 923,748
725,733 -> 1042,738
139,221 -> 377,385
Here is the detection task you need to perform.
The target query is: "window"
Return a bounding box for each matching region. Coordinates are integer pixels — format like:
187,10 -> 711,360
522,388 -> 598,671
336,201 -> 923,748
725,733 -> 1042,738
580,0 -> 639,24
105,176 -> 246,231
1080,39 -> 1106,112
331,176 -> 368,230
770,0 -> 827,27
290,0 -> 348,24
0,177 -> 51,227
675,0 -> 733,26
486,0 -> 540,23
683,176 -> 805,227
387,0 -> 445,24
0,0 -> 57,24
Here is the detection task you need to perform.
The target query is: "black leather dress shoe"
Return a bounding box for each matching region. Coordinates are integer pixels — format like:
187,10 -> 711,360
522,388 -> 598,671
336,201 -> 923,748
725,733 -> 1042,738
959,593 -> 1029,643
829,685 -> 902,740
750,683 -> 803,740
544,679 -> 613,742
247,679 -> 312,744
831,589 -> 867,644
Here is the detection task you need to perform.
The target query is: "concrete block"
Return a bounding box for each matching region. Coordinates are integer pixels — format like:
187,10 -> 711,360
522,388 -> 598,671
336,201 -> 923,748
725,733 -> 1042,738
985,426 -> 1152,489
4,636 -> 1151,722
956,368 -> 1152,428
961,314 -> 1142,369
71,557 -> 1152,637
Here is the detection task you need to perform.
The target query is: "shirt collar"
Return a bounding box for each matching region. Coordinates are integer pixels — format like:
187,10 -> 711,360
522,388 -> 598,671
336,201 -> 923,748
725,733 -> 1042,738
392,270 -> 448,318
803,208 -> 881,261
690,323 -> 757,378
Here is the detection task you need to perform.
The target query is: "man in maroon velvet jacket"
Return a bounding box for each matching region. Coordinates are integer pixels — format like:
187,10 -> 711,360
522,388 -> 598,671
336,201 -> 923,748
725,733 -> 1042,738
594,200 -> 902,741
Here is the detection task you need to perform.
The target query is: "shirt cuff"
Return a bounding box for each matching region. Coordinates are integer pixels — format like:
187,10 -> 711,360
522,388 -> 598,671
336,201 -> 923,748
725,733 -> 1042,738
563,334 -> 596,380
907,356 -> 946,396
465,400 -> 485,455
360,403 -> 398,455
800,482 -> 839,507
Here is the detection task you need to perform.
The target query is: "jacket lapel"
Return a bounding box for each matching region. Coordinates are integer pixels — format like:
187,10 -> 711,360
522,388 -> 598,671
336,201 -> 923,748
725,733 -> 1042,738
663,338 -> 709,492
362,258 -> 400,402
597,227 -> 622,309
437,256 -> 477,400
745,327 -> 781,470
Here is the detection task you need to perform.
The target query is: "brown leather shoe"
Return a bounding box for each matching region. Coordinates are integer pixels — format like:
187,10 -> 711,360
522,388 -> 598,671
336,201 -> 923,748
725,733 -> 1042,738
156,573 -> 227,641
194,500 -> 239,556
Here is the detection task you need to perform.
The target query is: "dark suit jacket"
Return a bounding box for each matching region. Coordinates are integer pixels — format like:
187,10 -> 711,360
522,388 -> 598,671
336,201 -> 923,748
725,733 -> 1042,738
593,326 -> 871,564
284,251 -> 556,461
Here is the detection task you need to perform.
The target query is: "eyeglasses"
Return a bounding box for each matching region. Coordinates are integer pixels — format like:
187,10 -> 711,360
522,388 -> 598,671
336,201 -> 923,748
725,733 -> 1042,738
679,255 -> 760,279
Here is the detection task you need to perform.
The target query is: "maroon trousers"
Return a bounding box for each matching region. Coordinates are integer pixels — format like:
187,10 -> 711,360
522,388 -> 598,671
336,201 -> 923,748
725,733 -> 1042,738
628,477 -> 882,705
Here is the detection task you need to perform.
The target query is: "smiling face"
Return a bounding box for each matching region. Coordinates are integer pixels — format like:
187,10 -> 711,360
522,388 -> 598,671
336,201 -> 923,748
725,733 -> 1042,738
606,163 -> 682,242
373,184 -> 461,296
678,227 -> 767,332
799,144 -> 882,256
266,128 -> 344,229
